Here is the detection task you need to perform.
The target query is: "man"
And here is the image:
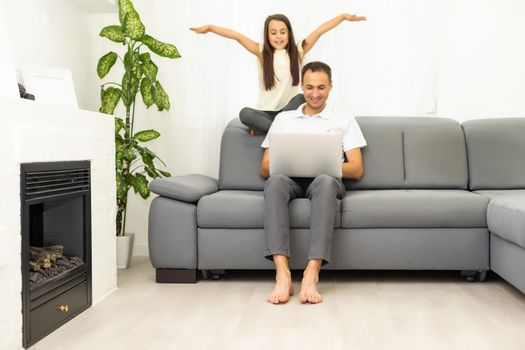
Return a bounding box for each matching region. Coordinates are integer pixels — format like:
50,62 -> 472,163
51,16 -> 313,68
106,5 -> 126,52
260,61 -> 367,304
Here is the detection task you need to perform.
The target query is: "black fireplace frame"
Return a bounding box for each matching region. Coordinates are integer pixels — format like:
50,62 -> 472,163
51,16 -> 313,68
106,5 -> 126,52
20,161 -> 92,348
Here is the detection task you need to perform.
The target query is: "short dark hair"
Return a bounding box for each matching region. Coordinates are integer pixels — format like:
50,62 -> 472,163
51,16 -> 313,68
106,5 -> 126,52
301,61 -> 332,81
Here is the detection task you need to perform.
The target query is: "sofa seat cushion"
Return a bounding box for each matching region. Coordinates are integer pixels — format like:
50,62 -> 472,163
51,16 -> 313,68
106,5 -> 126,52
341,190 -> 488,228
474,190 -> 525,200
197,191 -> 341,229
487,195 -> 525,249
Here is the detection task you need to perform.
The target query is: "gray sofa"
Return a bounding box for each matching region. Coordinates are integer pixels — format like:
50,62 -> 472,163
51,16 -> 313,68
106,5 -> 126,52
148,117 -> 525,293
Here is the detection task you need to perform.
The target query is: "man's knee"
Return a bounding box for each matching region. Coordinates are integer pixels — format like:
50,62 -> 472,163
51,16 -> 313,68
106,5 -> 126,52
264,174 -> 290,192
309,175 -> 339,196
312,174 -> 336,187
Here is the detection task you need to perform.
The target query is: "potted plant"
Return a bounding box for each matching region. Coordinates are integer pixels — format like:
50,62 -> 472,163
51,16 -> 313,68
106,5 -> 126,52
97,0 -> 180,268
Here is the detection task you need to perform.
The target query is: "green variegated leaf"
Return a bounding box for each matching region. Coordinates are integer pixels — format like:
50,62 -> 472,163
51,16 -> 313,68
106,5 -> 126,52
118,0 -> 144,39
123,10 -> 145,40
115,117 -> 126,134
142,61 -> 158,82
122,71 -> 131,88
158,170 -> 171,177
140,152 -> 155,171
133,173 -> 150,199
134,129 -> 160,142
118,0 -> 133,26
115,150 -> 124,170
153,81 -> 170,111
124,51 -> 140,68
133,62 -> 143,81
139,52 -> 151,63
99,87 -> 121,115
123,147 -> 136,162
124,51 -> 132,67
122,71 -> 140,107
100,25 -> 125,43
115,135 -> 124,146
144,166 -> 157,178
97,51 -> 118,78
142,35 -> 181,59
140,78 -> 154,108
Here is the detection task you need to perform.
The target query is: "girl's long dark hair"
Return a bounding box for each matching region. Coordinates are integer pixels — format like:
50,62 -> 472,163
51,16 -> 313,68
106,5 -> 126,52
262,14 -> 301,91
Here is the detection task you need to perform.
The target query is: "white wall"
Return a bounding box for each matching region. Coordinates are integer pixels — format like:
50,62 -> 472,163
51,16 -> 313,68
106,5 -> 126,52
3,0 -> 94,109
436,0 -> 525,122
0,4 -> 18,98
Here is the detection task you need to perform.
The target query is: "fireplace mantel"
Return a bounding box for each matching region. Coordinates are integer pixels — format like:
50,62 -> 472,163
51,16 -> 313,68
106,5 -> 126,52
0,97 -> 117,349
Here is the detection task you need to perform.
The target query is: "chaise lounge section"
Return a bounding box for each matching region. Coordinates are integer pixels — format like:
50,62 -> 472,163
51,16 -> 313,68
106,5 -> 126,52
462,118 -> 525,293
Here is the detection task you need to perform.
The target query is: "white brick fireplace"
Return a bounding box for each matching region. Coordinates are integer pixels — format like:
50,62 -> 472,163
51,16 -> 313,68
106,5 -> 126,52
0,97 -> 117,349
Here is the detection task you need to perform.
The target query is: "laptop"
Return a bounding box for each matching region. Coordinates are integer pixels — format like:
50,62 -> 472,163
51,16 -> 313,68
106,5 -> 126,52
269,132 -> 343,178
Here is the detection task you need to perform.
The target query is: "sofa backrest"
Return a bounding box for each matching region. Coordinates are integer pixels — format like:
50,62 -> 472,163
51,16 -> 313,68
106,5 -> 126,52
345,117 -> 468,190
462,118 -> 525,190
218,117 -> 469,191
219,119 -> 266,190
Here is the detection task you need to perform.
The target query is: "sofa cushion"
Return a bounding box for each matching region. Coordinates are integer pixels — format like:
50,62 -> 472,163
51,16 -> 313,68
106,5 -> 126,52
487,195 -> 525,249
346,117 -> 468,190
198,191 -> 264,228
149,174 -> 218,203
463,118 -> 525,190
474,190 -> 525,200
218,119 -> 266,191
341,190 -> 488,228
403,126 -> 468,188
197,191 -> 341,229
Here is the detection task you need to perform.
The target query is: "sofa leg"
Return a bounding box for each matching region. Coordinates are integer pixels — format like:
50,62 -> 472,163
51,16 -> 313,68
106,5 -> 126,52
156,268 -> 197,283
201,269 -> 225,280
477,269 -> 487,282
461,269 -> 487,282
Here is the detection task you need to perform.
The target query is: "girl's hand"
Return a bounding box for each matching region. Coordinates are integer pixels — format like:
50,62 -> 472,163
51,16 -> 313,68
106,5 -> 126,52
343,14 -> 367,21
190,25 -> 212,34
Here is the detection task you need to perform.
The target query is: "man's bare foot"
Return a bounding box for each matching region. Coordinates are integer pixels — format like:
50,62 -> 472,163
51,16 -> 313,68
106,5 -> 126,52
267,270 -> 293,304
299,262 -> 323,304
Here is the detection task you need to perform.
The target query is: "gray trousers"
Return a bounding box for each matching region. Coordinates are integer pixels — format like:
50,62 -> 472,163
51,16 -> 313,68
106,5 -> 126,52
264,174 -> 346,265
239,94 -> 306,132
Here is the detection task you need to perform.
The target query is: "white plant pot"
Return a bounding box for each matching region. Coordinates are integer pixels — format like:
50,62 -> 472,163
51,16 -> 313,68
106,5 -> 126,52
116,233 -> 134,269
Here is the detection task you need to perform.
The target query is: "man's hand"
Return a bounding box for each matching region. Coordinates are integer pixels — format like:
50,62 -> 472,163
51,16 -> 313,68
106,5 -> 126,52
342,148 -> 364,180
260,149 -> 270,178
343,14 -> 367,21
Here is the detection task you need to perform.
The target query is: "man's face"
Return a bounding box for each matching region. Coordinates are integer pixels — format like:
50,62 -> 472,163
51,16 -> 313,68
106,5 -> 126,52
301,70 -> 332,112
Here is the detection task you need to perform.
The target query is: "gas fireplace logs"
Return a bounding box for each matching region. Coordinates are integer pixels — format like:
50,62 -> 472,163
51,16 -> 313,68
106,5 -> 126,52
29,245 -> 64,271
28,245 -> 84,288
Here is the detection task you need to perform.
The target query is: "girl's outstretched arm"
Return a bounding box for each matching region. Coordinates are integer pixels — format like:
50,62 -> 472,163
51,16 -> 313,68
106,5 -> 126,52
303,14 -> 366,54
190,25 -> 260,57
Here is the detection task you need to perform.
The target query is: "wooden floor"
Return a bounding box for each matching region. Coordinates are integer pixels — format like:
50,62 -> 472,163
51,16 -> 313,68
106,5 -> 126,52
33,257 -> 525,350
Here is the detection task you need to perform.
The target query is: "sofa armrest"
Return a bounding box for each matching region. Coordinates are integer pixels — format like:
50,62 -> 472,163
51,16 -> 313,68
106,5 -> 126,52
149,174 -> 219,203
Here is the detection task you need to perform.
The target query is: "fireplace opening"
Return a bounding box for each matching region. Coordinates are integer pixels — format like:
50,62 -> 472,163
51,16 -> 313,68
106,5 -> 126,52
21,161 -> 92,348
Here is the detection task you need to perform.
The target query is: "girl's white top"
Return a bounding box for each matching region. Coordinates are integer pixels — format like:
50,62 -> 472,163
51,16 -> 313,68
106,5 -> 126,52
256,42 -> 304,111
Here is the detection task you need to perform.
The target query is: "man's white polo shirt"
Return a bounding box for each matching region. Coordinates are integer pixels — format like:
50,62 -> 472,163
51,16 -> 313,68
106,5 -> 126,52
261,103 -> 367,152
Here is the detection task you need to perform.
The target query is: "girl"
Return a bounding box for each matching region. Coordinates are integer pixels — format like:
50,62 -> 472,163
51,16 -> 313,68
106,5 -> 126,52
191,13 -> 366,133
